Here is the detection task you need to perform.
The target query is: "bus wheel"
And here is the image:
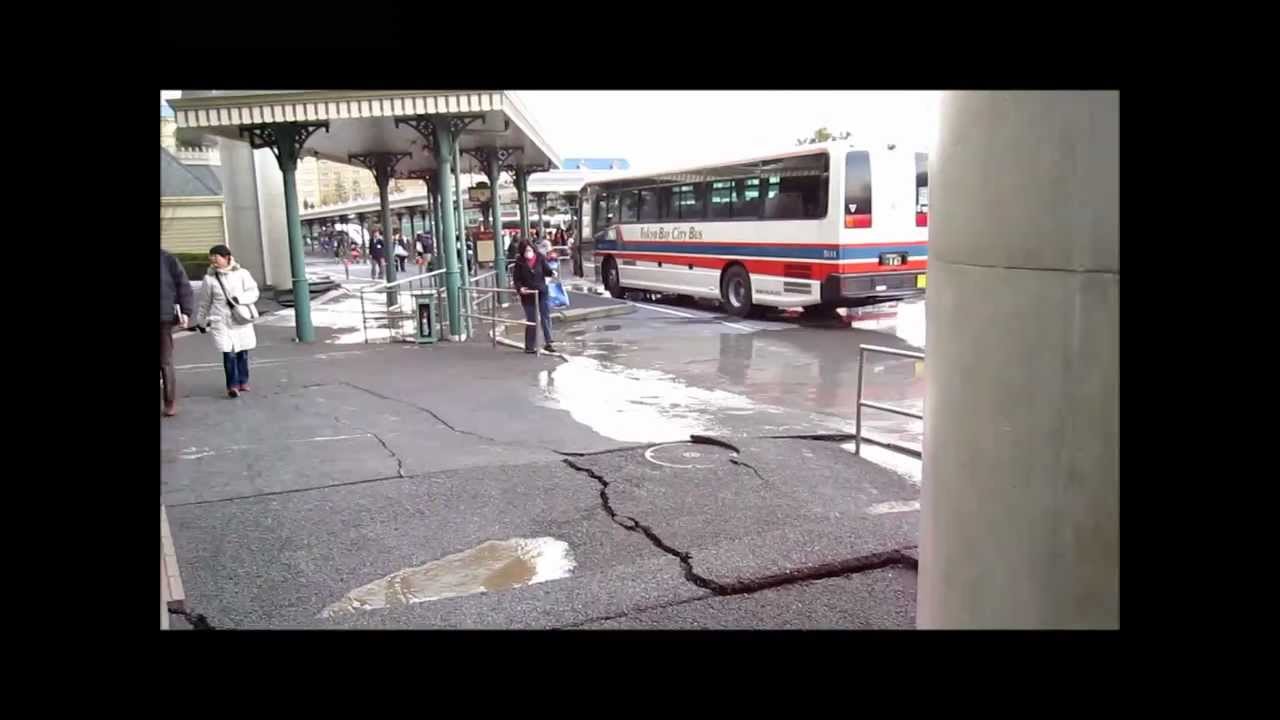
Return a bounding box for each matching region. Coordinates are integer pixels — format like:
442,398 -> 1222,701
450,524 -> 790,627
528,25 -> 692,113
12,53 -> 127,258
720,265 -> 754,318
603,258 -> 625,299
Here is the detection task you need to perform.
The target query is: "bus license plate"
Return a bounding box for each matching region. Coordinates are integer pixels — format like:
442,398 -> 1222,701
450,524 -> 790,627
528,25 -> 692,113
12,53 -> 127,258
917,274 -> 927,289
880,252 -> 908,267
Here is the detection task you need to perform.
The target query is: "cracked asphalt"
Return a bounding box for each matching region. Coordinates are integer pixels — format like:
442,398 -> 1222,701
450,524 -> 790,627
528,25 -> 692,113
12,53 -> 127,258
162,296 -> 923,629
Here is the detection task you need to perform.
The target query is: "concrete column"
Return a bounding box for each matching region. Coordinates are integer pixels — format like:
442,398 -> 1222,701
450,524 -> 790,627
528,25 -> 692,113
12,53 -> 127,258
918,91 -> 1119,629
432,129 -> 462,337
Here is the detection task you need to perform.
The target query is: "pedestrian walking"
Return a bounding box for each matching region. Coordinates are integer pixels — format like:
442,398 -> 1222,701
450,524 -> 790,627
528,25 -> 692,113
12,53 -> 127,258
511,238 -> 556,354
194,245 -> 260,398
394,232 -> 409,273
369,228 -> 387,280
160,248 -> 195,417
415,232 -> 433,274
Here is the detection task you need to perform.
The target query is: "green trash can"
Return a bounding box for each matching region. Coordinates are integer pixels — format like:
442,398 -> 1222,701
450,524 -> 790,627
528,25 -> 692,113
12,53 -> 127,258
415,295 -> 440,344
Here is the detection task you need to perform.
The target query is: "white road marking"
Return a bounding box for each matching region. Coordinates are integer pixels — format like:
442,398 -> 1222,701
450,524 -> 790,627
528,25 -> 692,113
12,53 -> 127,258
631,301 -> 698,318
865,500 -> 920,515
175,350 -> 365,372
174,433 -> 373,458
629,300 -> 762,332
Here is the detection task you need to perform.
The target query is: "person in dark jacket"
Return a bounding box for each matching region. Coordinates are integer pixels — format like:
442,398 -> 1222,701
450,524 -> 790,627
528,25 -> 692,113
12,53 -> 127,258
160,248 -> 195,417
369,228 -> 387,280
511,238 -> 556,354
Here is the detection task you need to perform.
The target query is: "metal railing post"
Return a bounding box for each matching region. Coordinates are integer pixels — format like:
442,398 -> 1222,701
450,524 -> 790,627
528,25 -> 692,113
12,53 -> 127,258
360,290 -> 368,345
854,343 -> 926,459
855,346 -> 865,456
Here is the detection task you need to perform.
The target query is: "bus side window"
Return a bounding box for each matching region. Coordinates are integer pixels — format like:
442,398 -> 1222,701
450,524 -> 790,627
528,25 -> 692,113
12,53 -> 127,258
680,183 -> 707,220
638,188 -> 661,223
657,186 -> 677,221
608,193 -> 620,226
709,181 -> 733,219
620,190 -> 639,223
733,177 -> 762,218
844,151 -> 873,228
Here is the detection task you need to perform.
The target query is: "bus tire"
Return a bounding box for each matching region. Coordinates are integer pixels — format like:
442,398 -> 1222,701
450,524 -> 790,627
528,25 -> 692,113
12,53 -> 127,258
603,258 -> 626,299
720,264 -> 754,318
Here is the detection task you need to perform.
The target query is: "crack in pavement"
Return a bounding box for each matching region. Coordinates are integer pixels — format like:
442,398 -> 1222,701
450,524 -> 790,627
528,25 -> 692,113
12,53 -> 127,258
562,457 -> 919,601
168,606 -> 216,630
728,457 -> 768,483
166,473 -> 408,507
336,381 -> 503,443
562,458 -> 728,594
332,414 -> 406,479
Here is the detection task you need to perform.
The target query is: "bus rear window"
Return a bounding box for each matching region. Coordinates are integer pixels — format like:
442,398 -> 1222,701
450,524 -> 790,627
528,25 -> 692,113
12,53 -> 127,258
915,152 -> 928,227
844,151 -> 872,228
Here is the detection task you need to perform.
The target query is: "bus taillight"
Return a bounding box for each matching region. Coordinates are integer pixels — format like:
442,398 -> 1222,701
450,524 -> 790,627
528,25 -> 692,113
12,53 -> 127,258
845,214 -> 872,229
916,212 -> 928,227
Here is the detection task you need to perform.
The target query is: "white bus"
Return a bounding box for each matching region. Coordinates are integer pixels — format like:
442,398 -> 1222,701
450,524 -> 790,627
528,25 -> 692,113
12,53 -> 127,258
574,142 -> 928,318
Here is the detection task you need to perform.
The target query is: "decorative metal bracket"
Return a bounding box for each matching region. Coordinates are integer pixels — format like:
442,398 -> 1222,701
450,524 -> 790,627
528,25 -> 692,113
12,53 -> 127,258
466,147 -> 523,182
239,122 -> 329,168
394,116 -> 438,152
348,152 -> 411,187
394,114 -> 485,153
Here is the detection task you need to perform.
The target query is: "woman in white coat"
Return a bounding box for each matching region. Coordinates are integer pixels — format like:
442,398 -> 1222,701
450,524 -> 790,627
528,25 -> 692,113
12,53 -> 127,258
195,245 -> 260,398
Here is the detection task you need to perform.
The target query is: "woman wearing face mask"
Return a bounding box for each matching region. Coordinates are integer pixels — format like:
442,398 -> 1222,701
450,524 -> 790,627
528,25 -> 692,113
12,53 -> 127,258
194,245 -> 260,397
511,238 -> 556,354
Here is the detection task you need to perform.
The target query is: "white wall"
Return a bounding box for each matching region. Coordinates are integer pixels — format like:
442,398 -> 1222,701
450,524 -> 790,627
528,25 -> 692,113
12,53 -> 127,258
252,148 -> 293,290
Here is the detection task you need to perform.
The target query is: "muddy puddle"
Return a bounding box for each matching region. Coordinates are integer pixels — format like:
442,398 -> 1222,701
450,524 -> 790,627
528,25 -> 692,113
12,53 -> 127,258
319,537 -> 575,618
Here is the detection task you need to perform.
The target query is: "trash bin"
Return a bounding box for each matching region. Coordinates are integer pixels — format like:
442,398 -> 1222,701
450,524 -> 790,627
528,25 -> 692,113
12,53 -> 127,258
415,295 -> 440,344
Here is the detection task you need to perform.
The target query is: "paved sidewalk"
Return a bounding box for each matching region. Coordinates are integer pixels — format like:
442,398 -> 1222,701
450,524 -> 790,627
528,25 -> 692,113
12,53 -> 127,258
162,321 -> 919,629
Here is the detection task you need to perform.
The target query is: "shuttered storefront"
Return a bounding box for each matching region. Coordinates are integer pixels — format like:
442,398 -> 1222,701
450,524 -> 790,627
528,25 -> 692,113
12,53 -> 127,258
161,198 -> 226,254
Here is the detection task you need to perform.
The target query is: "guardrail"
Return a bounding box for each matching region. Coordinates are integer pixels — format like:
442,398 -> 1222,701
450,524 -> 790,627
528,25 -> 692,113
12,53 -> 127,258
358,269 -> 446,344
855,343 -> 926,459
460,287 -> 537,349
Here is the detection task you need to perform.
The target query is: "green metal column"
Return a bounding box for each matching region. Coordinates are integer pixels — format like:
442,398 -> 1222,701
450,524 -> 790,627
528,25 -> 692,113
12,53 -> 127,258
275,125 -> 313,343
516,166 -> 530,239
433,127 -> 462,337
428,182 -> 441,273
453,143 -> 471,335
487,153 -> 506,289
535,192 -> 546,237
408,210 -> 417,268
377,170 -> 397,298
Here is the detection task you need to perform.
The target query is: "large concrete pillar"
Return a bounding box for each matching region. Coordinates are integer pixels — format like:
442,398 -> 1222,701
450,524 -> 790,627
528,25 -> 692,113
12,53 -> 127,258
918,91 -> 1118,629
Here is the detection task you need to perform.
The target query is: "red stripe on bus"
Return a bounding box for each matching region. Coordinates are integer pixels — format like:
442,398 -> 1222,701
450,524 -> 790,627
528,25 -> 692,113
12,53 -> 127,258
598,252 -> 927,280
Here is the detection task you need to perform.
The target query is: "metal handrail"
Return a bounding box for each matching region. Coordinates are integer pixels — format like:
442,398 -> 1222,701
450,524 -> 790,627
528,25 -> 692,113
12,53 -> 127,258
359,269 -> 447,344
461,288 -> 538,349
359,268 -> 446,295
855,343 -> 925,459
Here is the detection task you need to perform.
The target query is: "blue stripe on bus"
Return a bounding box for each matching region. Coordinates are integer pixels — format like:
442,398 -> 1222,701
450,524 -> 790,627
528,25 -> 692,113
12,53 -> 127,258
594,240 -> 926,260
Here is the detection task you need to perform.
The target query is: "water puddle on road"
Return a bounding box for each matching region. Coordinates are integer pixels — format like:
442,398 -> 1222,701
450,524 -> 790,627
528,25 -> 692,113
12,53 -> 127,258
319,537 -> 575,618
841,442 -> 923,486
535,355 -> 759,443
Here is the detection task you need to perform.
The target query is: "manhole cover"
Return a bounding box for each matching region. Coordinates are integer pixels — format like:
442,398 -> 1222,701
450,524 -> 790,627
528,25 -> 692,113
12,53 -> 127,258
644,442 -> 738,469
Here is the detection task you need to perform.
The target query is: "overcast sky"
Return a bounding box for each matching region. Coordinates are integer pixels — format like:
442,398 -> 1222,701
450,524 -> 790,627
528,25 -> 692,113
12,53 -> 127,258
162,90 -> 940,171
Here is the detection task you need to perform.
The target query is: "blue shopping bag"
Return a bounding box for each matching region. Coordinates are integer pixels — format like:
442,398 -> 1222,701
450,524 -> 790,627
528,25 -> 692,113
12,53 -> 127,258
547,280 -> 570,309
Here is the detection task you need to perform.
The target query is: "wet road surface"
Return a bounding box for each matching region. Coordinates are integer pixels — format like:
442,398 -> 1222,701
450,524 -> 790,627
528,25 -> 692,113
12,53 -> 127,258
544,292 -> 926,454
